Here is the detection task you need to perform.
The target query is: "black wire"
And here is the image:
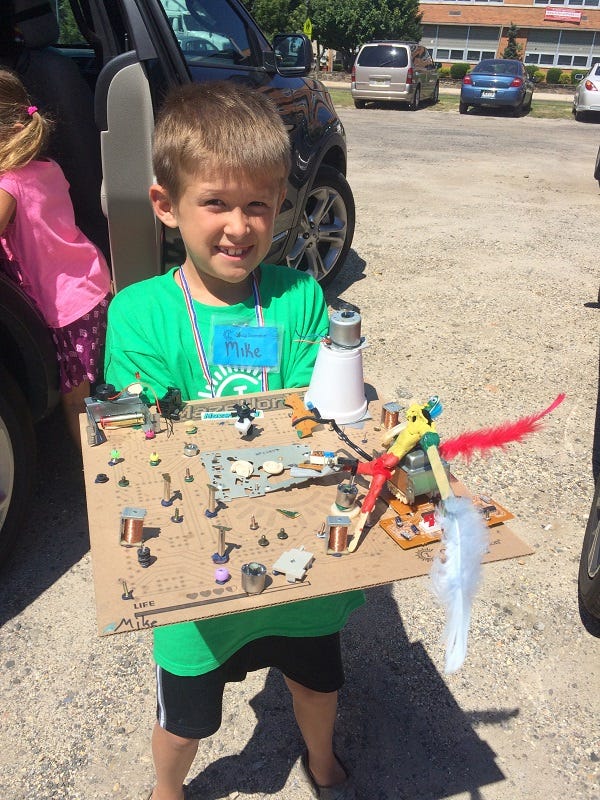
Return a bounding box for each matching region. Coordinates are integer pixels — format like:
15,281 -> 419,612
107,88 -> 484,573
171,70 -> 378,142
290,414 -> 373,461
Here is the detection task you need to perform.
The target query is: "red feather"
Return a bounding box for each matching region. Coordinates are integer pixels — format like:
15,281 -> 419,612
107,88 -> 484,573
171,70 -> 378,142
438,394 -> 566,462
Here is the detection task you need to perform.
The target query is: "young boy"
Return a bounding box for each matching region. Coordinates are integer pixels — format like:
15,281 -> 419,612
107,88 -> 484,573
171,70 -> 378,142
104,82 -> 364,800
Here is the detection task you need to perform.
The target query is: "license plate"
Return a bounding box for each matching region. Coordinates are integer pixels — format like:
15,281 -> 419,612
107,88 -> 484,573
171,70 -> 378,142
371,79 -> 389,86
481,90 -> 496,98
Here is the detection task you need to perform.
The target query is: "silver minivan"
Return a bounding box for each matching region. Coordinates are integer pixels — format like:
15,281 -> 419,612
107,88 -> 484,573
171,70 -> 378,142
351,41 -> 440,110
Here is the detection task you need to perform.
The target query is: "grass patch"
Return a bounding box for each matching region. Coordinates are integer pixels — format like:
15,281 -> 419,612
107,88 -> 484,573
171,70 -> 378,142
327,87 -> 575,120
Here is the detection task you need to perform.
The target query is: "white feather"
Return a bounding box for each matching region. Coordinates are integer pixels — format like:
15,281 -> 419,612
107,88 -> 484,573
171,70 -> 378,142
430,495 -> 489,674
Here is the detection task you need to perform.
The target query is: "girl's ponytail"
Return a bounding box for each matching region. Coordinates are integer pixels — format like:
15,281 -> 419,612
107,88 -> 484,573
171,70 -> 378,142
0,68 -> 53,174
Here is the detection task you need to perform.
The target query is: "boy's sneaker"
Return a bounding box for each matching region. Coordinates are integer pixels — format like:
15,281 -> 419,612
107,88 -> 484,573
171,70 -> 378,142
300,751 -> 355,800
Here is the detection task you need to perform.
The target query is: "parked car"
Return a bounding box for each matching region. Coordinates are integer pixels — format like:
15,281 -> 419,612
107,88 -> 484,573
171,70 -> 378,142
578,345 -> 600,635
0,0 -> 356,566
594,143 -> 600,186
460,58 -> 534,116
351,41 -> 440,110
572,63 -> 600,122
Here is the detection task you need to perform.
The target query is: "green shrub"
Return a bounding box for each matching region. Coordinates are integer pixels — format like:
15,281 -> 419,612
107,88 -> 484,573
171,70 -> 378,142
525,64 -> 538,79
439,66 -> 451,79
450,62 -> 470,80
558,71 -> 572,85
571,68 -> 586,84
545,67 -> 562,85
534,70 -> 545,84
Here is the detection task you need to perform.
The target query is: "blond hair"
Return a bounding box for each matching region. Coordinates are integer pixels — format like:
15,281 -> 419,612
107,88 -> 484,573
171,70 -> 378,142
152,81 -> 291,202
0,68 -> 52,174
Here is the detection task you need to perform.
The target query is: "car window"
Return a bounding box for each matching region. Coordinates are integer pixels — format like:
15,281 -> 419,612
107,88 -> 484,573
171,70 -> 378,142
159,0 -> 257,67
474,60 -> 519,76
357,45 -> 408,69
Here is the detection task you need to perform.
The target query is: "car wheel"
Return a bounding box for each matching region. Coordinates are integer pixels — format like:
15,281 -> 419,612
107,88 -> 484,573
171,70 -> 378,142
431,82 -> 439,105
595,144 -> 600,186
353,99 -> 366,109
0,365 -> 36,566
286,166 -> 355,286
575,109 -> 587,122
409,86 -> 420,111
579,476 -> 600,635
459,101 -> 468,115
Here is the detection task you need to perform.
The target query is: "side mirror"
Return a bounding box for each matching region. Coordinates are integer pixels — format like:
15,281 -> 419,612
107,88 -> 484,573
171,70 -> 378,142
272,33 -> 312,76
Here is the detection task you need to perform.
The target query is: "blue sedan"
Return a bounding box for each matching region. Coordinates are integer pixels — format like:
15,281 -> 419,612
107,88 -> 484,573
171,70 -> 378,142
460,59 -> 534,116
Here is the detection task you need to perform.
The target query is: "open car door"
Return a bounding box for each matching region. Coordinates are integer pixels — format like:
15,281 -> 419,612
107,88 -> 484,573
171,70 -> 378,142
88,0 -> 190,290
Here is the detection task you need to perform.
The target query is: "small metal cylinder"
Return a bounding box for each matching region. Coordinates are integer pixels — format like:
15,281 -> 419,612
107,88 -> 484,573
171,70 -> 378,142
328,310 -> 362,348
335,481 -> 358,510
241,562 -> 267,594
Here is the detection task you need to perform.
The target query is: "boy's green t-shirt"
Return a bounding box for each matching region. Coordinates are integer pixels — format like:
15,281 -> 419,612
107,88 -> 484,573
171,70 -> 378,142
105,264 -> 365,676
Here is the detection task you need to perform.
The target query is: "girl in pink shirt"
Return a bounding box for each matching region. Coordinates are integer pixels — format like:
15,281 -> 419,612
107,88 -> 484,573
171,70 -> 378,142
0,68 -> 111,444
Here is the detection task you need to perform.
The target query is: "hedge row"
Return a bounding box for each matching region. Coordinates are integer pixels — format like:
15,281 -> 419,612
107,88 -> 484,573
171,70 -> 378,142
441,62 -> 584,85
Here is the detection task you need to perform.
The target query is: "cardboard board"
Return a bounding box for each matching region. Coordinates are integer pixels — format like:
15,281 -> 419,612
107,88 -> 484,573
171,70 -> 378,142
81,389 -> 533,636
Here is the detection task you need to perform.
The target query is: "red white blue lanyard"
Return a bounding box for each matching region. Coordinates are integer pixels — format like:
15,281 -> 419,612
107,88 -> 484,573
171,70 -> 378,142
178,267 -> 268,398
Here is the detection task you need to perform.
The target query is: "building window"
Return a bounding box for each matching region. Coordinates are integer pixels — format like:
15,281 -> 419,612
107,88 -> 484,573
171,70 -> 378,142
422,24 -> 500,62
526,29 -> 600,66
534,0 -> 600,5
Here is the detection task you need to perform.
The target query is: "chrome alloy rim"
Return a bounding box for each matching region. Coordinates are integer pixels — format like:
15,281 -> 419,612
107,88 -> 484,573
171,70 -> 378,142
286,185 -> 348,282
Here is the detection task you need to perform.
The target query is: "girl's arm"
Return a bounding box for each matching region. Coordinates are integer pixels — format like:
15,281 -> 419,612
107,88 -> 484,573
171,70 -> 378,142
0,189 -> 16,235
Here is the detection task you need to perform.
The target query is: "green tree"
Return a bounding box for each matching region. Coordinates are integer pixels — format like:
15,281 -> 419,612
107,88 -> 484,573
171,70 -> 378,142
241,1 -> 305,40
501,23 -> 523,61
57,0 -> 83,44
311,0 -> 422,72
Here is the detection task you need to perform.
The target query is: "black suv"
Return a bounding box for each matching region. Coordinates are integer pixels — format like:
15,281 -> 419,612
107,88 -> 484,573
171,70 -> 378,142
0,0 -> 355,564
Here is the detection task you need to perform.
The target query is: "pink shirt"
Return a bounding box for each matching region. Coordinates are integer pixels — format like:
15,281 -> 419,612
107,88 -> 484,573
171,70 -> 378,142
0,159 -> 111,328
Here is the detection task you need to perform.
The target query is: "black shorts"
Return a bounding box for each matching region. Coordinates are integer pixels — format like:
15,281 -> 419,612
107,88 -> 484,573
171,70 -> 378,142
156,633 -> 344,739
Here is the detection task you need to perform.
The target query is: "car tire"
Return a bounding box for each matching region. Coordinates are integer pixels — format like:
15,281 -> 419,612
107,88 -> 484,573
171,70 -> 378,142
285,166 -> 355,286
431,82 -> 439,105
409,86 -> 420,111
594,144 -> 600,186
353,99 -> 366,109
579,476 -> 600,635
459,101 -> 468,115
575,109 -> 587,122
0,364 -> 36,567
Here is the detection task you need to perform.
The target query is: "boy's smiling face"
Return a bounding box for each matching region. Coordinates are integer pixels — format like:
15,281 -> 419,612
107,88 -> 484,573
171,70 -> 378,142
151,169 -> 286,301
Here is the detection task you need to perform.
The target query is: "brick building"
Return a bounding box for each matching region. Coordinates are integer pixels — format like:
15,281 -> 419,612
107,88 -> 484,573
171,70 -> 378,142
420,0 -> 600,70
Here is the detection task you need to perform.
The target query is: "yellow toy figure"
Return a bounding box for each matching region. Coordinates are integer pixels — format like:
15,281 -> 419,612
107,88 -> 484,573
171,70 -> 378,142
349,398 -> 442,550
385,401 -> 437,460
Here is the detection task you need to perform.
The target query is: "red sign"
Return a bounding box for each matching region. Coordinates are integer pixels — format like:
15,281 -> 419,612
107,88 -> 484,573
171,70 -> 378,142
544,7 -> 582,24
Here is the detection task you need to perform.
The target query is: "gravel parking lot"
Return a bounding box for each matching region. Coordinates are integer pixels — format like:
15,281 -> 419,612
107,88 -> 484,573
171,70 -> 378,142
1,108 -> 599,800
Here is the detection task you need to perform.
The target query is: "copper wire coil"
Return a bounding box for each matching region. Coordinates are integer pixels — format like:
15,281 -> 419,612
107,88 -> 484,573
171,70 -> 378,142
328,524 -> 349,552
120,517 -> 144,546
381,407 -> 400,429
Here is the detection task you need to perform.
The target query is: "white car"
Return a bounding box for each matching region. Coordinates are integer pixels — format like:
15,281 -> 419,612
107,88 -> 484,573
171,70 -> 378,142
572,63 -> 600,121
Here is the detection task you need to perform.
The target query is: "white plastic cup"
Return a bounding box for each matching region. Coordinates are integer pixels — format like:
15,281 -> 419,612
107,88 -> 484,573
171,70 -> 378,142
305,342 -> 368,424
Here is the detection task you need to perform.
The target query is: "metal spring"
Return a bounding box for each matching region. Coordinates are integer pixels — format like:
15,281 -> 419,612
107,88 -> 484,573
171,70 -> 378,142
120,517 -> 144,546
328,524 -> 349,552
